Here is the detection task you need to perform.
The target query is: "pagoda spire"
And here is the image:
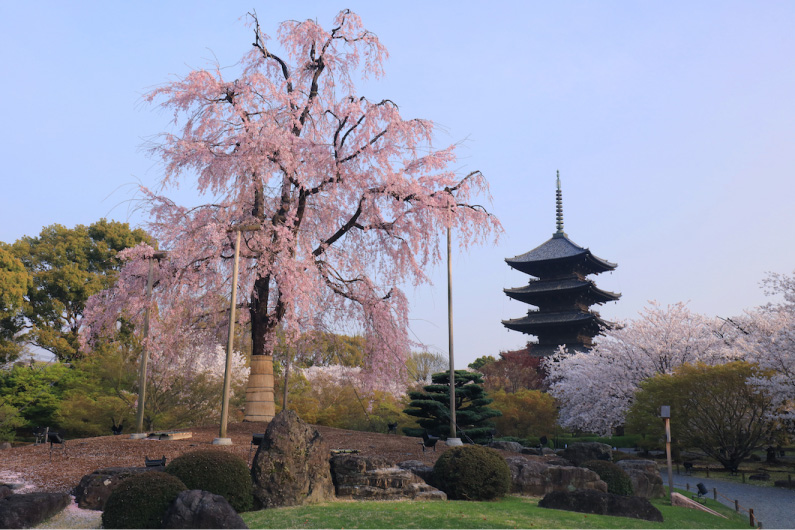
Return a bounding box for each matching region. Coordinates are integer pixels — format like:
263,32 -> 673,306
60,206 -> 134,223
554,170 -> 566,237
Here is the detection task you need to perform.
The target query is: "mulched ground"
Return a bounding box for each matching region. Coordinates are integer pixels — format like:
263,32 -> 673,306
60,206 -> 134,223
0,422 -> 529,494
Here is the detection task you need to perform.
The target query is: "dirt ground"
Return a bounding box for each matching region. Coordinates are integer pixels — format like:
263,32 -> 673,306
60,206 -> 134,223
0,422 -> 526,494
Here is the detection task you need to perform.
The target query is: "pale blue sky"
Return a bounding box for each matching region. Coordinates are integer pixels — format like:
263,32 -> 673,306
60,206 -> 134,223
2,1 -> 793,367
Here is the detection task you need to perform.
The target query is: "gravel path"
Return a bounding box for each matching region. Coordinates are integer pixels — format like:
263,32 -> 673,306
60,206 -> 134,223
671,471 -> 795,529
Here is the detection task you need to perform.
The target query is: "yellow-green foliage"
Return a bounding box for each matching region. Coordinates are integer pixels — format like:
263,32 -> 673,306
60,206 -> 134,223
278,371 -> 415,433
626,361 -> 777,471
489,388 -> 558,438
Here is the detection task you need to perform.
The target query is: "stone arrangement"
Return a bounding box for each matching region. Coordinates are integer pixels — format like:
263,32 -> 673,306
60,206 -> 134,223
538,488 -> 664,522
0,490 -> 71,529
4,419 -> 676,527
250,409 -> 335,508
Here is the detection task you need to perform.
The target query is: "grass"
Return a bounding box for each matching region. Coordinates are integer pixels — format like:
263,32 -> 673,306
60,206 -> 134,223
241,492 -> 749,529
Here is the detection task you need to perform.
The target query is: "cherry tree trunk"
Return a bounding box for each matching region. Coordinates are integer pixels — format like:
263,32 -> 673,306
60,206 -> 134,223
245,355 -> 275,422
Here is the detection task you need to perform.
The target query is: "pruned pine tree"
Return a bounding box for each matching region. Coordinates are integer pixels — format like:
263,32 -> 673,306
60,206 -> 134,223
403,370 -> 500,443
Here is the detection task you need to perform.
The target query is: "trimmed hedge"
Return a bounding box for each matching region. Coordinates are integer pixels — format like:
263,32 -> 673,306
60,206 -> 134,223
432,445 -> 511,501
165,449 -> 253,512
101,471 -> 187,529
582,460 -> 634,496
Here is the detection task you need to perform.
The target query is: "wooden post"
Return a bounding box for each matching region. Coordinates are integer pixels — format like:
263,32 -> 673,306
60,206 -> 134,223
749,508 -> 755,527
706,466 -> 710,478
134,251 -> 167,436
686,483 -> 690,492
742,471 -> 746,483
215,229 -> 242,444
713,487 -> 717,500
661,406 -> 674,502
735,499 -> 740,512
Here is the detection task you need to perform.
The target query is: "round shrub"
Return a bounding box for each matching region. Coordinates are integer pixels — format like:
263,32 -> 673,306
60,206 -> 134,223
582,460 -> 634,496
165,449 -> 253,512
432,445 -> 511,501
101,471 -> 187,529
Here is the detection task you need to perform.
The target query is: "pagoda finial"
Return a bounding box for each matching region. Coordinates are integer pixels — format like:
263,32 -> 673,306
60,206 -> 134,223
554,170 -> 566,237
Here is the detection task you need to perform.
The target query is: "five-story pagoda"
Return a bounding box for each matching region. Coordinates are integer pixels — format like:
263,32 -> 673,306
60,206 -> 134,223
502,173 -> 620,356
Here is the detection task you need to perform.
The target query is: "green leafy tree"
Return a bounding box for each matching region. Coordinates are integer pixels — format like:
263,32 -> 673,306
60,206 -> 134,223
468,355 -> 496,371
403,370 -> 501,442
0,361 -> 85,428
0,245 -> 30,363
5,220 -> 151,361
625,362 -> 777,471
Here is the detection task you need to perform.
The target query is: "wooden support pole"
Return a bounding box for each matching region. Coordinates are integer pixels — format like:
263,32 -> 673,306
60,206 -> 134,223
713,487 -> 717,500
664,416 -> 674,502
216,229 -> 241,443
135,251 -> 167,435
735,499 -> 740,512
749,508 -> 755,527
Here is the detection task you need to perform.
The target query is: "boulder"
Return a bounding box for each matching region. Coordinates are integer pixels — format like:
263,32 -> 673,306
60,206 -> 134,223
539,489 -> 663,522
617,460 -> 665,499
332,454 -> 446,501
251,410 -> 335,508
0,492 -> 71,529
161,490 -> 247,529
506,456 -> 607,497
72,466 -> 151,510
488,441 -> 525,453
560,442 -> 612,466
0,486 -> 12,500
397,460 -> 434,484
0,442 -> 11,450
521,447 -> 541,456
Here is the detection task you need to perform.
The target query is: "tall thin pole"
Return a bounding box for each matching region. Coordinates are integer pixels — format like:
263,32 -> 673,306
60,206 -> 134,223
447,226 -> 457,439
134,257 -> 155,434
665,416 -> 674,501
216,229 -> 242,443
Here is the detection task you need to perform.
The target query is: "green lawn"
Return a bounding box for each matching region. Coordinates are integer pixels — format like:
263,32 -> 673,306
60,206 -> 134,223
241,493 -> 749,529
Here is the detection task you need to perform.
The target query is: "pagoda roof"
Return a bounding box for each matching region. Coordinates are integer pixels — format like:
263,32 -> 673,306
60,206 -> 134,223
505,233 -> 617,277
502,310 -> 610,334
504,277 -> 620,304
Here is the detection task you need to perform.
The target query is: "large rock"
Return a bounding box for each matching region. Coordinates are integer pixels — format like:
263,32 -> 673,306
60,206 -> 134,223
617,460 -> 665,499
560,442 -> 612,466
0,492 -> 71,529
488,441 -> 525,453
397,460 -> 434,484
251,410 -> 335,508
161,490 -> 247,529
506,456 -> 607,497
538,489 -> 663,522
331,455 -> 446,501
0,487 -> 12,501
72,466 -> 151,510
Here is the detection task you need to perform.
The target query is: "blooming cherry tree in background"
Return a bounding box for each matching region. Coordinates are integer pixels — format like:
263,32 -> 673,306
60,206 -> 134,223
82,10 -> 500,421
728,271 -> 795,425
545,302 -> 731,435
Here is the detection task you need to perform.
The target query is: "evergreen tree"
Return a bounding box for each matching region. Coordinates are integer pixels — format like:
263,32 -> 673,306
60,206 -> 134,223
403,370 -> 501,443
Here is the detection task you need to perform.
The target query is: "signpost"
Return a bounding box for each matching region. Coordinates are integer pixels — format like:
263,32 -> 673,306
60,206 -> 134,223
661,405 -> 674,501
